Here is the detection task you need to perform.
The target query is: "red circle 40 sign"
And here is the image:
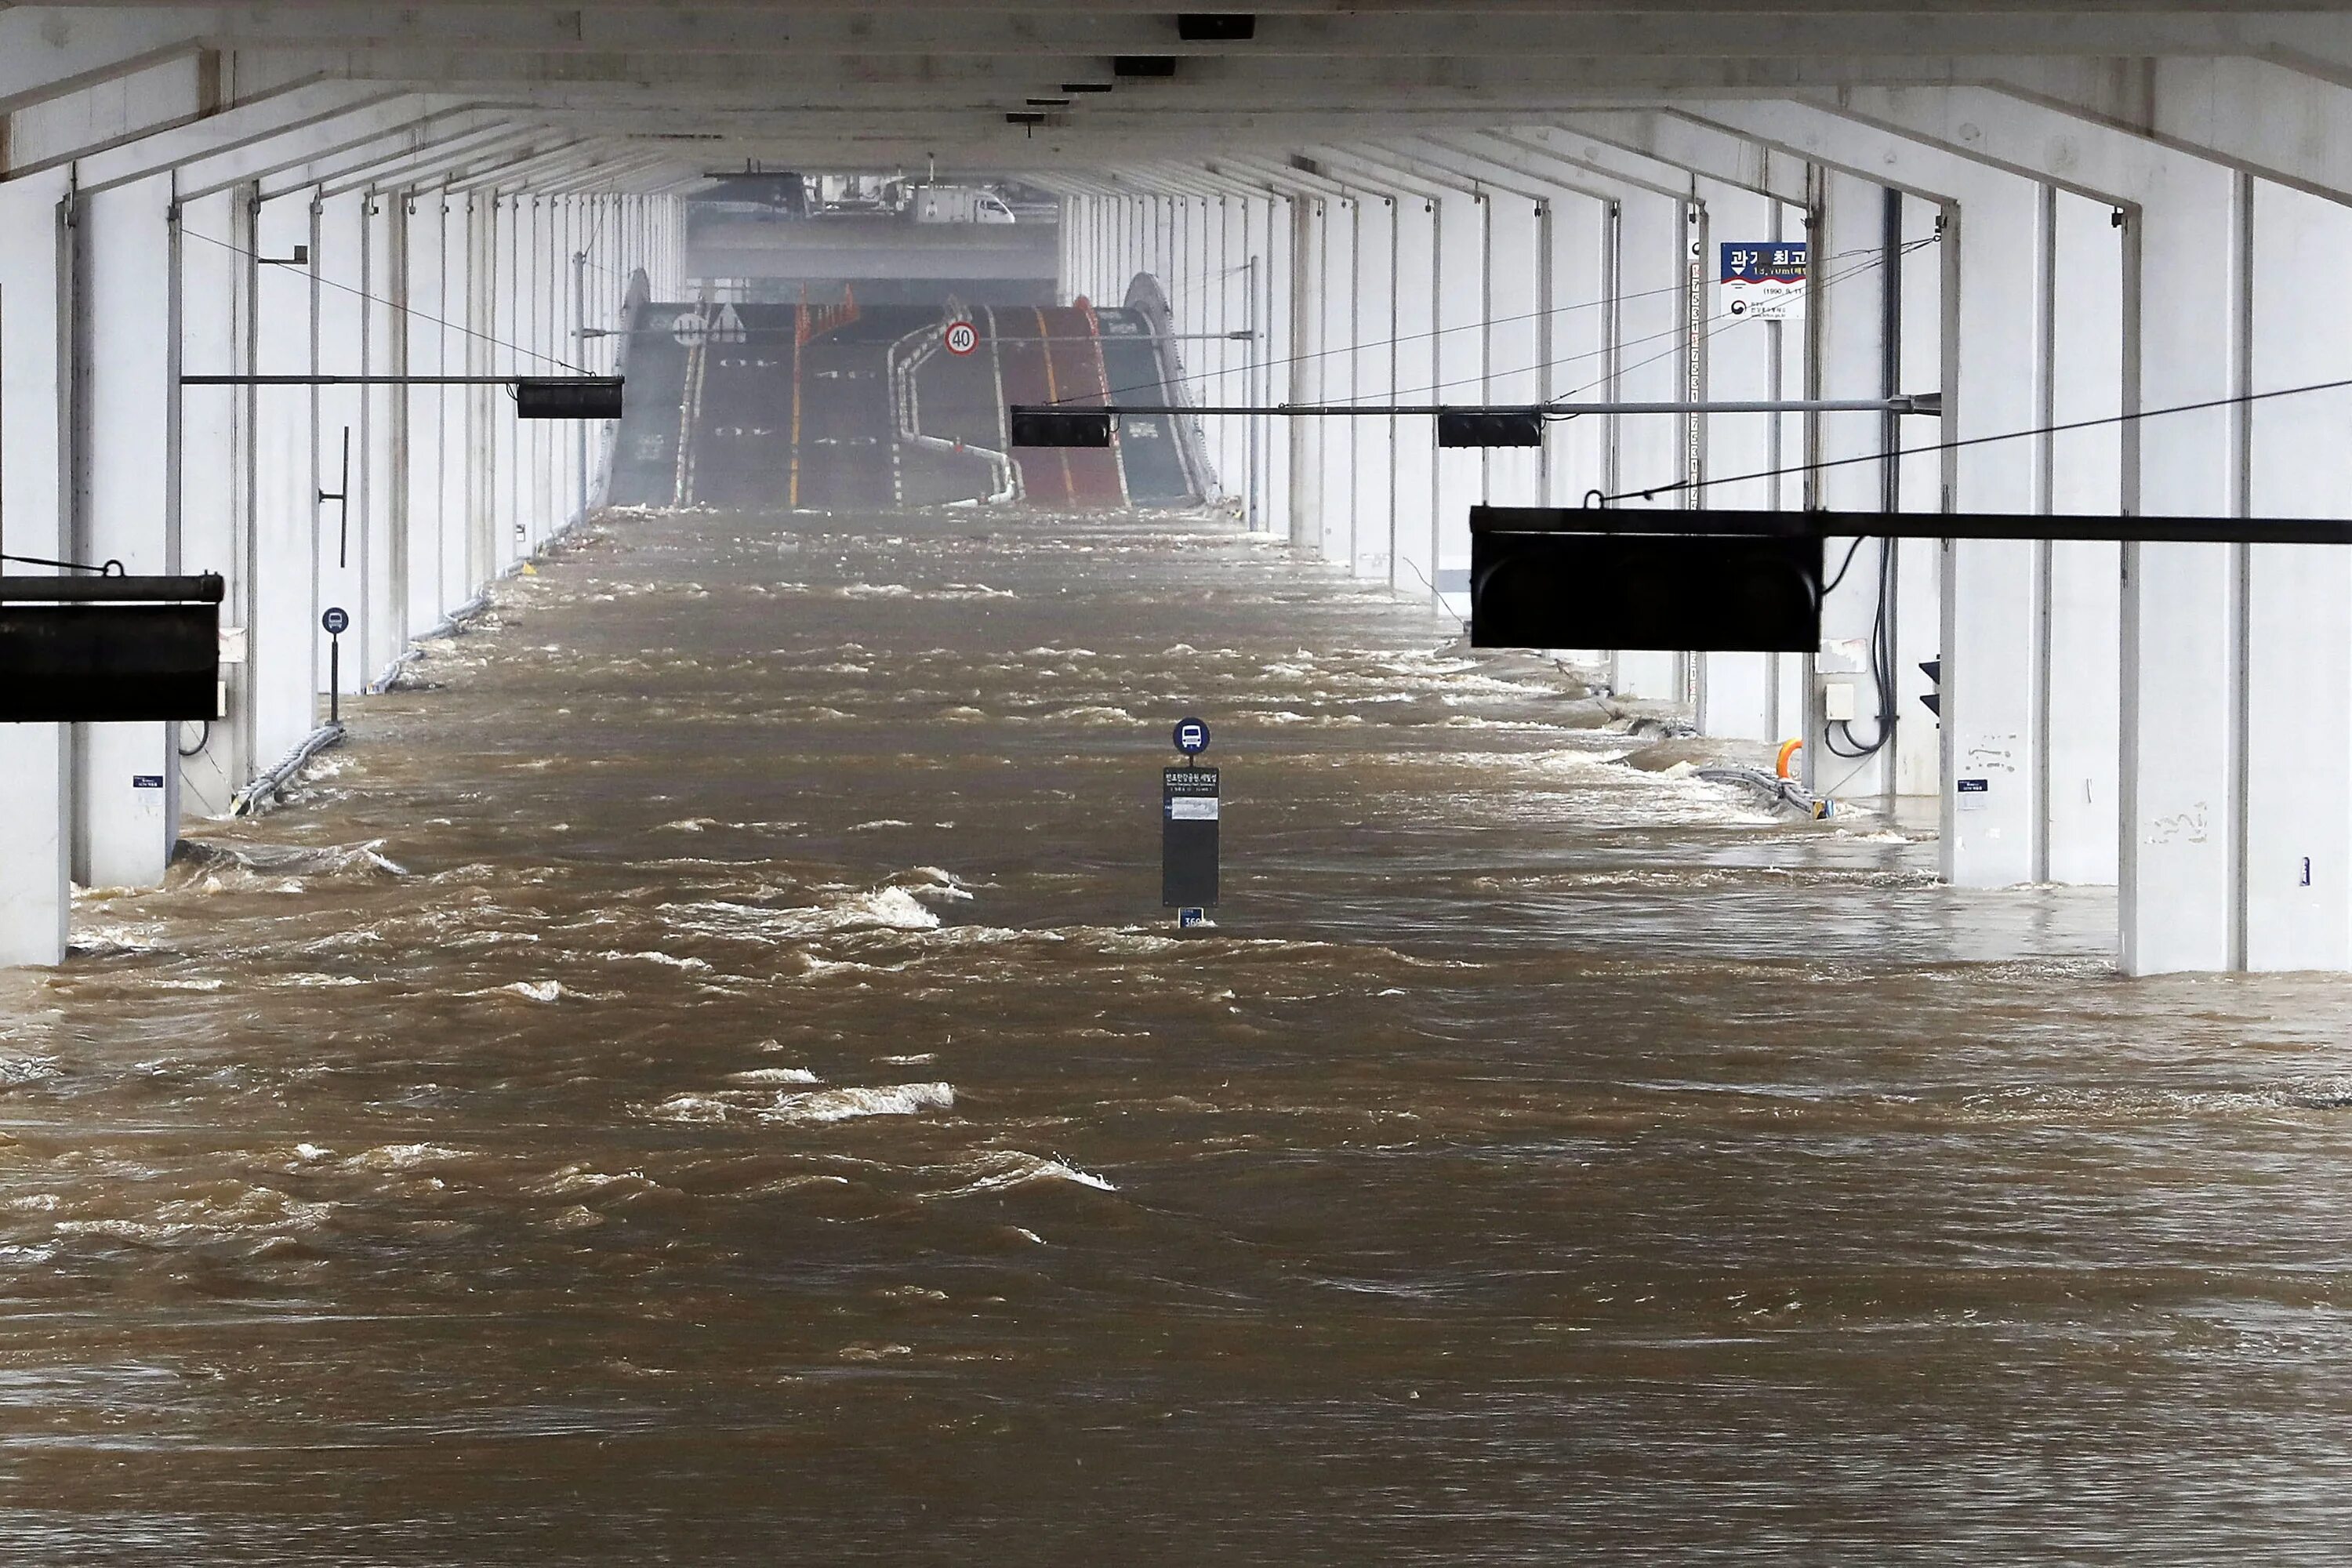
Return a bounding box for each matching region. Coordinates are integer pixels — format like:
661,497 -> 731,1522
942,320 -> 978,356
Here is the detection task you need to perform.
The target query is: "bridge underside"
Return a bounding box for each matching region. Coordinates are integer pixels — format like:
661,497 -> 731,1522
1,3 -> 2350,974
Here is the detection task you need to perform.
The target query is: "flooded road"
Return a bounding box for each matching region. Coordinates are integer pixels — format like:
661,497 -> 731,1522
6,505 -> 2352,1563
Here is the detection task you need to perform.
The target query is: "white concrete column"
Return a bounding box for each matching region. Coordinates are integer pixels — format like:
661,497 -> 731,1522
2118,165 -> 2242,973
1316,196 -> 1355,564
252,190 -> 321,768
1692,180 -> 1788,742
361,188 -> 405,673
71,174 -> 180,889
1351,194 -> 1397,579
0,169 -> 76,966
1389,194 -> 1438,601
1935,180 -> 2051,885
317,188 -> 366,696
1483,193 -> 1544,509
1608,191 -> 1689,698
1287,195 -> 1325,551
2244,179 -> 2352,969
177,187 -> 246,815
436,192 -> 470,613
1431,189 -> 1484,622
401,189 -> 447,635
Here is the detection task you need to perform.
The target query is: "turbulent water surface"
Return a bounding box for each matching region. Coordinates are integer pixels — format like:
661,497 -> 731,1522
5,505 -> 2352,1563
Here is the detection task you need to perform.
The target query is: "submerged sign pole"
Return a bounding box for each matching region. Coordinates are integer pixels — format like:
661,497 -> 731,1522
1163,716 -> 1218,928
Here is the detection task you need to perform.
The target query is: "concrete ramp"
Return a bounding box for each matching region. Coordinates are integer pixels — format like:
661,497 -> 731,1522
608,293 -> 1205,511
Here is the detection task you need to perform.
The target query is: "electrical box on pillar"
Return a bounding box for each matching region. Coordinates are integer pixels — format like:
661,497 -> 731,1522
0,572 -> 225,723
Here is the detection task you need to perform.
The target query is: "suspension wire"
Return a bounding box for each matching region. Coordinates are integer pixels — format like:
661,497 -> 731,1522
1593,372 -> 2352,507
1049,238 -> 1907,408
0,552 -> 122,574
180,227 -> 586,374
1352,238 -> 1931,409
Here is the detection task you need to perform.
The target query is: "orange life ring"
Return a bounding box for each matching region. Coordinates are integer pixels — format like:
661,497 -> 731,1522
1775,738 -> 1803,779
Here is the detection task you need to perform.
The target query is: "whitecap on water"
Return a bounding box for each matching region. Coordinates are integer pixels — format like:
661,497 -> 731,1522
0,1056 -> 60,1087
661,887 -> 942,942
639,1080 -> 953,1126
599,950 -> 713,971
759,1083 -> 954,1124
923,1150 -> 1116,1200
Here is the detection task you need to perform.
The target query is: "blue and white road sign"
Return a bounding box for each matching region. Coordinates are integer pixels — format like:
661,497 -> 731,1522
1719,241 -> 1807,321
1172,716 -> 1210,756
321,606 -> 350,636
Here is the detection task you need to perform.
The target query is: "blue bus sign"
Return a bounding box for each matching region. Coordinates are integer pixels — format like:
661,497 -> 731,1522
1172,716 -> 1210,756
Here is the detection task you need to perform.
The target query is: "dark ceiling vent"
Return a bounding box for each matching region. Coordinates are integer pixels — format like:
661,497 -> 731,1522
1177,13 -> 1257,41
1287,154 -> 1325,178
1113,56 -> 1179,78
1062,82 -> 1116,93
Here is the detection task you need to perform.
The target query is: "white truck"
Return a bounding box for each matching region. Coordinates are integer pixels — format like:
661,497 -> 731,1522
906,184 -> 1018,225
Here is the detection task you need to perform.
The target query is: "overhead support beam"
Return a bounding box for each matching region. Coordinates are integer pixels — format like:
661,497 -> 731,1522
1538,114 -> 1812,205
0,10 -> 200,114
258,112 -> 519,199
321,124 -> 555,198
66,82 -> 415,195
144,11 -> 2352,64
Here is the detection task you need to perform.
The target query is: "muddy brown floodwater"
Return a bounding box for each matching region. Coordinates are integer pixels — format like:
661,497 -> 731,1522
5,506 -> 2352,1564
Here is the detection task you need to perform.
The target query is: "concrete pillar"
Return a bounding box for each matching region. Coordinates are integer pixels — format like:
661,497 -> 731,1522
361,188 -> 405,677
1543,193 -> 1609,512
1316,196 -> 1355,564
1483,193 -> 1544,509
317,188 -> 366,697
1608,191 -> 1688,698
2041,197 -> 2126,887
0,169 -> 75,966
1800,172 -> 1904,800
252,191 -> 320,767
177,187 -> 245,815
1936,179 -> 2049,885
402,190 -> 446,636
2117,162 -> 2242,974
1288,196 -> 1326,552
1692,181 -> 1788,742
72,174 -> 180,888
1390,194 -> 1438,601
1351,194 -> 1397,579
1431,190 -> 1484,622
2243,179 -> 2352,969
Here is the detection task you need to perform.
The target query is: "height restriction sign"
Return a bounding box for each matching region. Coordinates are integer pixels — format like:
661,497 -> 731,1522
1719,241 -> 1808,321
943,320 -> 978,356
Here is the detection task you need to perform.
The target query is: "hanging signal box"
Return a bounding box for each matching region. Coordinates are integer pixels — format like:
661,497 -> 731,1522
514,376 -> 625,419
0,574 -> 224,723
1178,14 -> 1258,41
1009,407 -> 1115,447
1469,510 -> 1821,652
1436,409 -> 1545,448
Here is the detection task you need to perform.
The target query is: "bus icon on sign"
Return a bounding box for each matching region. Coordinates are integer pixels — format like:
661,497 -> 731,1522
1173,717 -> 1210,756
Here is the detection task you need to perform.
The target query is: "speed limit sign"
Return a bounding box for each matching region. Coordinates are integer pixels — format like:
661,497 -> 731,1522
942,320 -> 978,357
